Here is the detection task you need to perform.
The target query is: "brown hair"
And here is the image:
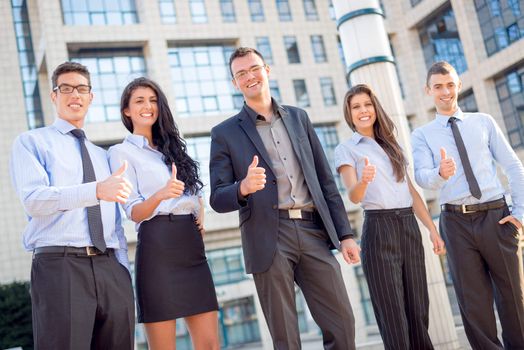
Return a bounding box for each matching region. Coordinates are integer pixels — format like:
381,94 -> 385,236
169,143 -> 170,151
52,62 -> 91,89
425,61 -> 457,86
343,84 -> 407,182
228,47 -> 266,77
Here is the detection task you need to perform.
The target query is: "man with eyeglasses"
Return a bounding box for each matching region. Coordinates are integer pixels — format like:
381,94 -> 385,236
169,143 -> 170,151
209,47 -> 360,349
10,62 -> 135,350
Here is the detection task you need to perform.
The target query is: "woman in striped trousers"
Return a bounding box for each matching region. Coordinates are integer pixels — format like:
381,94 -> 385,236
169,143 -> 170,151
334,84 -> 446,350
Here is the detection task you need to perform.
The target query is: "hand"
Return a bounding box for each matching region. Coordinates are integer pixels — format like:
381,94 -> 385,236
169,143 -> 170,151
439,147 -> 456,180
340,238 -> 361,264
499,215 -> 522,231
96,161 -> 133,204
155,163 -> 185,201
429,229 -> 446,255
239,155 -> 266,196
361,157 -> 376,185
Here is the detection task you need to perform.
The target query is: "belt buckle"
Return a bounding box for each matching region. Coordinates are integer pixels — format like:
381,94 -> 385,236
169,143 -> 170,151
86,247 -> 97,256
288,209 -> 302,219
461,204 -> 476,214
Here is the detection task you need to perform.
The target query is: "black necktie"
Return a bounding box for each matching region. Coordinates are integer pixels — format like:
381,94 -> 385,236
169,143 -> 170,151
70,129 -> 106,252
448,117 -> 482,199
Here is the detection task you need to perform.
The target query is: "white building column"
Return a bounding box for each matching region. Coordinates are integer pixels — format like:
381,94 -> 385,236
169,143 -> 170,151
333,1 -> 460,349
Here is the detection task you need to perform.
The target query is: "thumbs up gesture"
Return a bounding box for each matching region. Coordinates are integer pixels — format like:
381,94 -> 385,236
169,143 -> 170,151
361,157 -> 376,184
239,155 -> 266,196
156,163 -> 185,201
97,160 -> 133,204
438,147 -> 456,180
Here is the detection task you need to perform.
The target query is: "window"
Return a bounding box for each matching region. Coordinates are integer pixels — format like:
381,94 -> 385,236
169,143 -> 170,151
11,0 -> 43,129
390,41 -> 405,99
328,0 -> 336,20
70,48 -> 146,123
337,36 -> 347,70
354,266 -> 376,325
60,0 -> 138,25
270,80 -> 282,103
418,6 -> 467,74
411,0 -> 423,6
310,35 -> 327,63
303,0 -> 319,21
185,135 -> 211,211
158,0 -> 176,24
276,0 -> 292,21
293,79 -> 310,108
207,247 -> 246,285
495,64 -> 524,148
189,0 -> 207,23
255,37 -> 273,64
475,0 -> 523,56
220,297 -> 261,347
314,124 -> 345,194
284,36 -> 301,64
458,90 -> 478,112
168,45 -> 240,117
220,0 -> 236,22
248,0 -> 265,22
320,77 -> 336,106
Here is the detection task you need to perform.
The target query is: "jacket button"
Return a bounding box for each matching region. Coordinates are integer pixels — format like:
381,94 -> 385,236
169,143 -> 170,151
272,180 -> 276,185
272,205 -> 277,209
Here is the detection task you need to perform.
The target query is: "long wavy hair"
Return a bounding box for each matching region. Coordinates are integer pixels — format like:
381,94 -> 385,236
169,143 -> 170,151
120,77 -> 203,195
343,84 -> 407,182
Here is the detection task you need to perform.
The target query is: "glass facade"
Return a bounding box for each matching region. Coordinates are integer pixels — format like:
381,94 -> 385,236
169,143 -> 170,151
256,36 -> 274,64
495,64 -> 524,148
248,0 -> 265,22
311,35 -> 327,63
70,48 -> 146,123
158,0 -> 176,24
189,0 -> 208,23
303,0 -> 319,21
276,0 -> 292,21
61,0 -> 138,25
458,89 -> 479,112
207,247 -> 246,286
186,135 -> 212,211
418,6 -> 468,74
168,45 -> 240,117
475,0 -> 523,56
220,0 -> 236,23
293,79 -> 310,108
11,0 -> 44,129
320,77 -> 337,106
284,36 -> 301,64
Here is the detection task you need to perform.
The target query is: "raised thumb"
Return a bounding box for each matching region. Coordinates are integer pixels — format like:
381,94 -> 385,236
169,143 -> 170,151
440,147 -> 447,160
249,155 -> 259,169
114,160 -> 128,176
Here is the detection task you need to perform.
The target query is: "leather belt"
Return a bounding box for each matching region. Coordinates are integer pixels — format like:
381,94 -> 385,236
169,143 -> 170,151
440,198 -> 505,214
33,246 -> 114,256
279,209 -> 318,221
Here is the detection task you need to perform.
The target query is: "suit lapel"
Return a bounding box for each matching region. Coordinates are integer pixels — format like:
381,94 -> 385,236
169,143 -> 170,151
279,106 -> 304,164
238,110 -> 275,173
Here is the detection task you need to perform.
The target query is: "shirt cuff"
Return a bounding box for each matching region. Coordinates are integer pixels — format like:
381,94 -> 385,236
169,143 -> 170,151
237,182 -> 248,206
114,248 -> 131,273
59,182 -> 99,210
429,168 -> 447,189
339,234 -> 355,241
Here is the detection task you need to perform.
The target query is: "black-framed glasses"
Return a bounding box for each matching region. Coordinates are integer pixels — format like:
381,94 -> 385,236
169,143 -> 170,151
233,65 -> 266,81
53,84 -> 92,94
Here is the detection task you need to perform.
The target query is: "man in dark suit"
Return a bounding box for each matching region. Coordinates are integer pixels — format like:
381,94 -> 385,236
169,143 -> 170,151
209,47 -> 360,350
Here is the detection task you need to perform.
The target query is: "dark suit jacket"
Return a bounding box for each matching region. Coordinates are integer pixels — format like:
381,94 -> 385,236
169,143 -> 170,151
209,103 -> 353,274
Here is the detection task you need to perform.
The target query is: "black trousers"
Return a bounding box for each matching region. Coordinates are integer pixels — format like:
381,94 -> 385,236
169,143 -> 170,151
361,208 -> 433,350
30,250 -> 135,350
440,203 -> 524,350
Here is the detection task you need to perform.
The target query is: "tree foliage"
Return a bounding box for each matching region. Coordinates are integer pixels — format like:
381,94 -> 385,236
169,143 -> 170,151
0,281 -> 32,350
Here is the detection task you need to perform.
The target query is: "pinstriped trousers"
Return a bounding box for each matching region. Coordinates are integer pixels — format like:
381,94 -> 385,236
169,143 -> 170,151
361,207 -> 434,350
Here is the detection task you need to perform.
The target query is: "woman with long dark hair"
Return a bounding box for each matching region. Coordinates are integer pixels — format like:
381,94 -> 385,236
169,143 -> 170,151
109,77 -> 219,350
334,84 -> 445,350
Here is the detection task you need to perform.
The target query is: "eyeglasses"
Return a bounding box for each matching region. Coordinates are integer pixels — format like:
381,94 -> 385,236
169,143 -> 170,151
233,65 -> 266,81
53,84 -> 92,94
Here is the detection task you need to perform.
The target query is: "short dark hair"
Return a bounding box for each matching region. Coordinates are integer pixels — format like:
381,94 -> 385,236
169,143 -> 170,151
228,47 -> 266,77
51,62 -> 91,89
426,61 -> 457,86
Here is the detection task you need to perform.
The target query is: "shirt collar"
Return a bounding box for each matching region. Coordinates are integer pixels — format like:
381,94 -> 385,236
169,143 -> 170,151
435,108 -> 464,126
243,98 -> 282,122
350,131 -> 370,145
125,134 -> 149,149
53,118 -> 81,135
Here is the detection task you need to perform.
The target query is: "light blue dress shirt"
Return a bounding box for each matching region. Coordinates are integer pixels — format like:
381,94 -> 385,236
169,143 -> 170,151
108,134 -> 200,230
9,118 -> 129,267
334,132 -> 413,210
411,108 -> 524,222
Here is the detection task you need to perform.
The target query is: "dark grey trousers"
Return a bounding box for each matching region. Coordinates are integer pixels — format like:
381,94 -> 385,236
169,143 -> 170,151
362,208 -> 433,350
253,218 -> 356,350
440,204 -> 524,350
30,251 -> 135,350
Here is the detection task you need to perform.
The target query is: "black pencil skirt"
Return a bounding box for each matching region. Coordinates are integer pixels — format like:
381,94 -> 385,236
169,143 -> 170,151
135,214 -> 218,323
